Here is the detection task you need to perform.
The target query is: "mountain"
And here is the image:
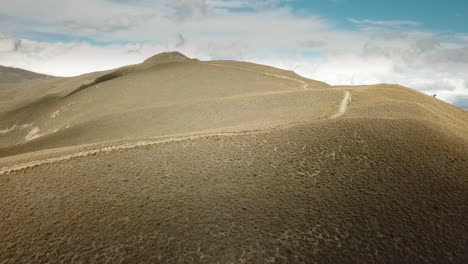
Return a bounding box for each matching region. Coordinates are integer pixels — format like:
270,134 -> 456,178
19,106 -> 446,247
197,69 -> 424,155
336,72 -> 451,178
0,52 -> 467,263
0,65 -> 52,84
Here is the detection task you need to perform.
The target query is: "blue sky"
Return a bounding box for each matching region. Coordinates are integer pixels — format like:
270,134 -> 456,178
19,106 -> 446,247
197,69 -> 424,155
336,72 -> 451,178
293,0 -> 468,32
3,0 -> 468,43
0,0 -> 467,107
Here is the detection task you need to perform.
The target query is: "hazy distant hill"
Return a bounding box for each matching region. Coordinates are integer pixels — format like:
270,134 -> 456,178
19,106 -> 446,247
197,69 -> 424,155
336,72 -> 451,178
0,65 -> 52,84
0,52 -> 467,263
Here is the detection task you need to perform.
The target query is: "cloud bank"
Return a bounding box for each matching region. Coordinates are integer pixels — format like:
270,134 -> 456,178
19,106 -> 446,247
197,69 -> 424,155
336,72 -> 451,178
0,0 -> 467,107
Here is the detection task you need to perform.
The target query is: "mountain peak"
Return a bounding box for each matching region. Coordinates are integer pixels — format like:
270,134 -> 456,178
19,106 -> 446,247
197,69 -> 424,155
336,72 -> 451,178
143,51 -> 190,65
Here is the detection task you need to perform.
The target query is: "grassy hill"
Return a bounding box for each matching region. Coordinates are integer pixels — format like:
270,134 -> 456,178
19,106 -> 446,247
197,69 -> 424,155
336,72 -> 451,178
0,52 -> 467,263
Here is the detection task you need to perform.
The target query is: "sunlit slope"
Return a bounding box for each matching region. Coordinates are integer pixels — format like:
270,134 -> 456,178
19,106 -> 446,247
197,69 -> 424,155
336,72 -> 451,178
1,52 -> 468,263
1,114 -> 466,263
343,84 -> 468,141
0,69 -> 113,113
0,52 -> 342,156
205,60 -> 330,89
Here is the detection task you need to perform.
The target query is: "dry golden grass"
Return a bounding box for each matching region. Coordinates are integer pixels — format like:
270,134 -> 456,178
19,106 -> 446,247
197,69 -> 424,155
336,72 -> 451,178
0,52 -> 467,263
342,84 -> 468,140
0,52 -> 343,156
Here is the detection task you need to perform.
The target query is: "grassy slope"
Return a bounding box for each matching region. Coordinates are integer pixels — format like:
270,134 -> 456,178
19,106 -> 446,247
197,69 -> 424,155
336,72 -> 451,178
0,55 -> 342,156
1,53 -> 467,263
1,117 -> 467,263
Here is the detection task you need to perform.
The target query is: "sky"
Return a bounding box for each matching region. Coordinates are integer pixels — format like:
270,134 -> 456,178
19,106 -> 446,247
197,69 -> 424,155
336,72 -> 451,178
0,0 -> 468,107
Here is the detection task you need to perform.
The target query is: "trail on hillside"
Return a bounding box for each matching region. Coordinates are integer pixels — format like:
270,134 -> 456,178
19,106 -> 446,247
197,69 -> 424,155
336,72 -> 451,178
203,63 -> 309,90
0,131 -> 251,175
0,84 -> 351,175
330,90 -> 351,119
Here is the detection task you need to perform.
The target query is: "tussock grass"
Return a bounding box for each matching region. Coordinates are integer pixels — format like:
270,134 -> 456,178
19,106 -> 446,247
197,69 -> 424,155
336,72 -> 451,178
0,53 -> 467,263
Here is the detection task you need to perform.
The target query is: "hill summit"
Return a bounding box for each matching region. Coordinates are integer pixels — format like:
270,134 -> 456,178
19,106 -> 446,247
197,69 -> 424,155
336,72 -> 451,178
143,51 -> 190,65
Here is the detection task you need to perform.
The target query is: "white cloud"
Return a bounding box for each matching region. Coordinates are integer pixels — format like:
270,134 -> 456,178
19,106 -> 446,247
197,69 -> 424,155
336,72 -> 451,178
455,33 -> 468,43
0,0 -> 467,107
0,35 -> 208,76
349,18 -> 421,28
0,36 -> 22,52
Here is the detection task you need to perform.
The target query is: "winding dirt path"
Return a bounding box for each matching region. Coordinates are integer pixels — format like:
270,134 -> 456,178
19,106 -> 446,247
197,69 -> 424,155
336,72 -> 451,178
0,84 -> 352,176
330,90 -> 351,119
0,131 -> 251,175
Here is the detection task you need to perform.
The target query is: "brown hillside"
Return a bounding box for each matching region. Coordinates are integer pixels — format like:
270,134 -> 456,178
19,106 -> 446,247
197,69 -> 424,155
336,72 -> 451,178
0,52 -> 467,263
